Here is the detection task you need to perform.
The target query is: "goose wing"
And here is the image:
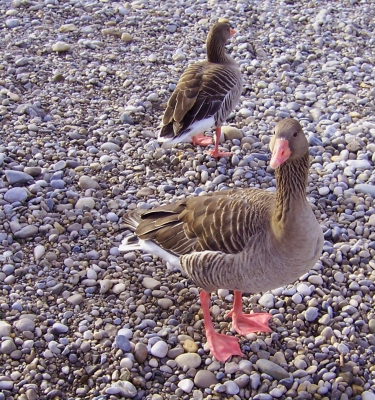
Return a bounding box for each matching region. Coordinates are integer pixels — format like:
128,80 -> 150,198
133,189 -> 275,256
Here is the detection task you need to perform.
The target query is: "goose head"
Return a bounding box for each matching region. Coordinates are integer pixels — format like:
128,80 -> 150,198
207,20 -> 235,49
269,118 -> 309,169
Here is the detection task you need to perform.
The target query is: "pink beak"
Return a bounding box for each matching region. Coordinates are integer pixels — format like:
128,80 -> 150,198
270,139 -> 291,169
230,28 -> 236,37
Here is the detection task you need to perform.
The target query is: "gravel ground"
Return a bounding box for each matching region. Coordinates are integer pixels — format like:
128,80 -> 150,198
1,0 -> 375,399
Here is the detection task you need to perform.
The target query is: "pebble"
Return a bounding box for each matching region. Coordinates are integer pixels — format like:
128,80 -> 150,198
67,294 -> 84,306
222,126 -> 243,141
14,318 -> 35,333
75,197 -> 95,209
178,379 -> 194,393
305,307 -> 319,322
0,322 -> 11,338
150,341 -> 168,358
0,339 -> 17,354
5,170 -> 33,185
4,187 -> 28,203
134,342 -> 148,363
256,359 -> 289,380
194,370 -> 218,388
52,41 -> 71,52
52,323 -> 68,333
258,293 -> 275,308
176,353 -> 201,369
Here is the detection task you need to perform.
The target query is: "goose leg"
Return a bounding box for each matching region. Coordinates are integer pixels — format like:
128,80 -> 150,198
205,127 -> 232,158
226,291 -> 272,336
200,290 -> 243,362
192,133 -> 213,147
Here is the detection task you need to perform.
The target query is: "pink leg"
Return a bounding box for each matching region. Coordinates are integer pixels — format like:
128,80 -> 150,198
205,127 -> 232,158
192,133 -> 213,147
200,291 -> 243,362
226,291 -> 272,336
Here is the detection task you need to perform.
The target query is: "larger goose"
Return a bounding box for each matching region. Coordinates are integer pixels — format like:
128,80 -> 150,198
158,20 -> 242,158
120,118 -> 323,362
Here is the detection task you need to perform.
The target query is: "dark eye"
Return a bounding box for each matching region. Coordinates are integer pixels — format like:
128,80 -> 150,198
293,131 -> 298,137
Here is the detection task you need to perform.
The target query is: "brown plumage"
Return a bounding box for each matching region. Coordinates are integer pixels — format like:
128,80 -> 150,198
158,21 -> 243,157
121,118 -> 324,362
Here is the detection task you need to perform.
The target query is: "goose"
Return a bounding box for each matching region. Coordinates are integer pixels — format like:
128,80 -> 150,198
120,118 -> 324,362
157,20 -> 242,158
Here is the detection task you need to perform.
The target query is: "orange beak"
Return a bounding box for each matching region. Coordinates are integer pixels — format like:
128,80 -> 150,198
270,138 -> 291,169
230,28 -> 236,37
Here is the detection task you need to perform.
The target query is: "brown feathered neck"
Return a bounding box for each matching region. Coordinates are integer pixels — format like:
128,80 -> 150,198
274,151 -> 310,223
206,30 -> 232,64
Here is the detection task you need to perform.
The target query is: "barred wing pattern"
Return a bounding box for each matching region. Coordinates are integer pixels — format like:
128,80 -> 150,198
129,189 -> 275,257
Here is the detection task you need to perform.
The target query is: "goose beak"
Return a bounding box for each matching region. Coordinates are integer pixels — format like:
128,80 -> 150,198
230,28 -> 236,36
270,138 -> 291,169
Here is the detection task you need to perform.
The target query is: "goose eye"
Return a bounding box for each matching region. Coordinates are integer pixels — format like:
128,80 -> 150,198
293,131 -> 298,137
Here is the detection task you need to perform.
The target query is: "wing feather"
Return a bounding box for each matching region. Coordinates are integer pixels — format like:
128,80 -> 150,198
131,189 -> 274,257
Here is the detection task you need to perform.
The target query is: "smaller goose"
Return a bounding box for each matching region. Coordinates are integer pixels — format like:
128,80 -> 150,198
158,20 -> 242,158
120,118 -> 323,362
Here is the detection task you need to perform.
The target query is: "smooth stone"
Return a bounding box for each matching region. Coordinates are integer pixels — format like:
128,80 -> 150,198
178,379 -> 194,393
334,271 -> 345,283
0,380 -> 14,390
112,283 -> 126,294
101,28 -> 121,37
259,293 -> 274,308
354,184 -> 375,197
52,323 -> 68,333
14,318 -> 35,332
115,335 -> 131,352
0,322 -> 11,338
101,142 -> 120,151
4,187 -> 28,203
305,307 -> 319,322
183,339 -> 198,353
6,18 -> 20,28
234,374 -> 250,388
222,126 -> 243,141
137,187 -> 154,196
142,277 -> 160,289
79,176 -> 100,190
318,186 -> 330,196
34,245 -> 45,261
23,167 -> 42,177
321,327 -> 334,339
0,339 -> 17,354
150,341 -> 168,358
369,319 -> 375,334
99,279 -> 112,294
67,294 -> 84,306
5,170 -> 34,185
296,283 -> 311,296
224,381 -> 239,395
121,32 -> 133,42
54,160 -> 66,170
158,298 -> 173,309
134,342 -> 148,363
256,359 -> 289,380
52,41 -> 71,52
362,391 -> 375,400
58,23 -> 78,32
308,275 -> 323,285
14,225 -> 38,239
108,381 -> 137,398
75,197 -> 95,209
194,370 -> 218,388
250,373 -> 261,389
176,353 -> 202,369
